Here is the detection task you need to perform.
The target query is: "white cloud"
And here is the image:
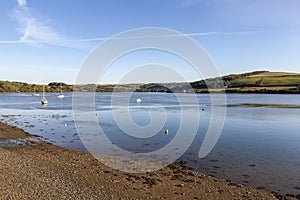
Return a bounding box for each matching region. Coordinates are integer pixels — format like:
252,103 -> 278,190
13,0 -> 60,42
17,0 -> 27,7
11,0 -> 89,49
0,30 -> 270,44
13,7 -> 61,42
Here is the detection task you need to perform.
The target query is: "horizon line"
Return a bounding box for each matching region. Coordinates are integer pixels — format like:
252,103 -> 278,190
1,69 -> 299,85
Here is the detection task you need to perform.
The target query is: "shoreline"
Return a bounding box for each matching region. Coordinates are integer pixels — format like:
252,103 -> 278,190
2,91 -> 300,94
0,122 -> 296,199
0,122 -> 31,140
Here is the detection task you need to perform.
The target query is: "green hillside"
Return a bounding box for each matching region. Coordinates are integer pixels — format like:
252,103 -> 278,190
213,71 -> 300,93
136,71 -> 300,93
0,71 -> 300,93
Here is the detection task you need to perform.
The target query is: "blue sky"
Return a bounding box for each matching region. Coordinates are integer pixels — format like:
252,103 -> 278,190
0,0 -> 299,83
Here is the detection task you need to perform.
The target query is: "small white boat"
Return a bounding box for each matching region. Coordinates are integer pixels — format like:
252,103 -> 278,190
57,83 -> 64,99
33,87 -> 39,96
57,94 -> 64,99
41,98 -> 48,105
41,85 -> 48,105
136,98 -> 142,103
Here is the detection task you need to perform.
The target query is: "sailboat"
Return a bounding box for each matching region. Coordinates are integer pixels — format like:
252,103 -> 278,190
41,85 -> 48,105
15,87 -> 20,93
33,86 -> 40,96
57,83 -> 65,99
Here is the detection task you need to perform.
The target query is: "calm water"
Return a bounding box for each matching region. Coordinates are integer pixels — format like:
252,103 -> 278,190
0,92 -> 300,195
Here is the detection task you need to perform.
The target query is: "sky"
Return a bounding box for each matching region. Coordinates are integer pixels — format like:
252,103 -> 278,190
0,0 -> 299,84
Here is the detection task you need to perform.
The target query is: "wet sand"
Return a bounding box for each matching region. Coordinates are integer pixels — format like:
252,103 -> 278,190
0,122 -> 296,199
0,122 -> 31,140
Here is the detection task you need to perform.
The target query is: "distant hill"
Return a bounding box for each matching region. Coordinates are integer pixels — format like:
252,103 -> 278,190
0,81 -> 73,93
207,71 -> 300,93
133,71 -> 300,94
1,71 -> 300,93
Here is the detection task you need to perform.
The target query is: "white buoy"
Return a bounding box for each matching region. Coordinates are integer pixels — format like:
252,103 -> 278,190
136,98 -> 142,103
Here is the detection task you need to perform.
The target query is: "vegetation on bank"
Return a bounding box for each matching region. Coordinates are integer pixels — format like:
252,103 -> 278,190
1,71 -> 299,93
192,71 -> 300,93
0,81 -> 73,93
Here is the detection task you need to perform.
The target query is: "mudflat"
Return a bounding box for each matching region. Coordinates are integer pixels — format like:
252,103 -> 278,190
0,122 -> 293,199
0,122 -> 31,140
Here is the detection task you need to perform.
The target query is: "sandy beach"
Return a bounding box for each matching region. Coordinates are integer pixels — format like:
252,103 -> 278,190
0,122 -> 296,199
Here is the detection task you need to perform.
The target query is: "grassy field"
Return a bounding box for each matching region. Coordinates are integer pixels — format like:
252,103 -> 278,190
228,74 -> 300,87
221,71 -> 300,93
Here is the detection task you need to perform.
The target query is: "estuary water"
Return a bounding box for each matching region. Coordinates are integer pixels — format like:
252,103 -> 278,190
0,92 -> 300,195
